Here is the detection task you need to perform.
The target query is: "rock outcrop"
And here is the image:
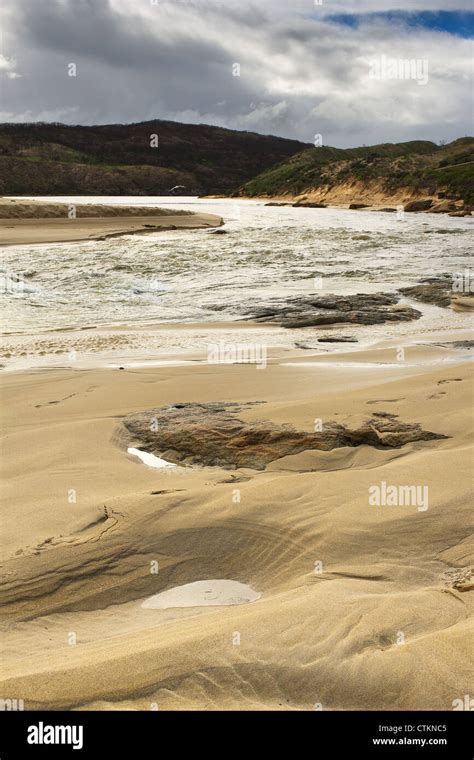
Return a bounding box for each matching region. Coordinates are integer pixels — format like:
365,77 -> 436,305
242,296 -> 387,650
244,292 -> 421,328
435,340 -> 474,350
292,202 -> 327,208
404,199 -> 433,212
123,403 -> 447,470
449,208 -> 473,217
427,200 -> 458,213
399,276 -> 453,308
317,336 -> 358,343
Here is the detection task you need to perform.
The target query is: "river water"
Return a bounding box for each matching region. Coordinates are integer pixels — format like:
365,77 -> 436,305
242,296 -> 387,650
1,197 -> 472,367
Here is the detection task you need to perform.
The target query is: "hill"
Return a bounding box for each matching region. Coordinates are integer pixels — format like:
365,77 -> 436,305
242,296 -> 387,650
238,138 -> 474,204
0,120 -> 310,196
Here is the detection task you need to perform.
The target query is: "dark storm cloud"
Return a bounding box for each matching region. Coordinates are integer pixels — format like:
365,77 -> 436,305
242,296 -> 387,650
0,0 -> 471,146
14,0 -> 231,70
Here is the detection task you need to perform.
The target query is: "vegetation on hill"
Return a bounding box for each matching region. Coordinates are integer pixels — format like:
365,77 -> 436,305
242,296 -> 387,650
238,138 -> 474,203
1,121 -> 472,204
0,120 -> 309,196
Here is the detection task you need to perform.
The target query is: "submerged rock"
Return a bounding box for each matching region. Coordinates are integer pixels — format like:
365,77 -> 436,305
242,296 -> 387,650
317,336 -> 358,343
122,402 -> 447,470
423,228 -> 466,234
449,209 -> 473,217
435,340 -> 474,350
399,275 -> 453,308
244,292 -> 421,328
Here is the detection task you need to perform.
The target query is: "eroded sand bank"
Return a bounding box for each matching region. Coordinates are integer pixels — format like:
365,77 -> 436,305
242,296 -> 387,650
0,199 -> 223,245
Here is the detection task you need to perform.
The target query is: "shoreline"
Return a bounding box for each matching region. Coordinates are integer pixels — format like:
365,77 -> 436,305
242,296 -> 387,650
0,214 -> 224,247
1,196 -> 472,711
0,198 -> 223,246
236,194 -> 473,216
1,319 -> 472,372
0,333 -> 472,709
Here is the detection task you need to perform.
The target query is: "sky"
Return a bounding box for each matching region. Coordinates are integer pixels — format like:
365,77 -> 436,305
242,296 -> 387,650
0,0 -> 472,147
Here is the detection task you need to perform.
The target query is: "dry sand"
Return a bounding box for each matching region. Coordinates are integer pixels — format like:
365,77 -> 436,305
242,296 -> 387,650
0,199 -> 223,245
0,336 -> 472,711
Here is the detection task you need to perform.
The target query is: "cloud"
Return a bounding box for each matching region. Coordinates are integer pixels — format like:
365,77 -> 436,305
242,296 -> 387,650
0,53 -> 23,79
0,0 -> 471,146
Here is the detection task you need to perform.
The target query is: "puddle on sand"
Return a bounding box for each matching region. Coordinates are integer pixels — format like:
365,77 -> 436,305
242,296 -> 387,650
127,447 -> 177,469
281,361 -> 401,369
108,360 -> 198,368
141,580 -> 262,609
282,355 -> 473,370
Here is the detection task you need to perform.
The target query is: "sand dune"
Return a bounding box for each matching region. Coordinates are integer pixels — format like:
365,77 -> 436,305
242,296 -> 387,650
0,338 -> 472,710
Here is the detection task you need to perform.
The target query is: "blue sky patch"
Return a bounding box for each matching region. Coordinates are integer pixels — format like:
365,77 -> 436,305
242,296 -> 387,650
326,11 -> 474,38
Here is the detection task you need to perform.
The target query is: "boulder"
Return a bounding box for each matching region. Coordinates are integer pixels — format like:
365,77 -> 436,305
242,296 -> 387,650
427,200 -> 458,213
403,199 -> 433,212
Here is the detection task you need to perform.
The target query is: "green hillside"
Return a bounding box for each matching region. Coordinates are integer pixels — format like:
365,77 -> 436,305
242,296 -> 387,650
239,138 -> 474,203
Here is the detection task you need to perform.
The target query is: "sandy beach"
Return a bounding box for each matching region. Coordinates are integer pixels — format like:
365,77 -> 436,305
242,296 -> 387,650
0,328 -> 472,710
0,194 -> 472,713
0,199 -> 223,246
1,0 -> 473,749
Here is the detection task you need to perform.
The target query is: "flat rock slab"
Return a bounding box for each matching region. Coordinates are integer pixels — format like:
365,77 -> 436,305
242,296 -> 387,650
123,403 -> 447,470
432,340 -> 474,350
292,202 -> 327,208
399,276 -> 454,308
244,292 -> 421,328
141,580 -> 261,609
317,336 -> 358,343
